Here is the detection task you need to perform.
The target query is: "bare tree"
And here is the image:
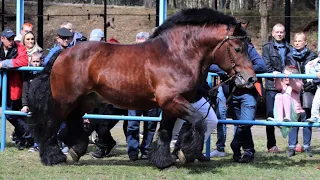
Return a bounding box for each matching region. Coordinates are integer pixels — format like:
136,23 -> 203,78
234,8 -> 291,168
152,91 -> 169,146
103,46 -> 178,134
143,0 -> 152,7
267,0 -> 273,10
247,0 -> 254,10
173,0 -> 177,8
229,0 -> 239,15
260,0 -> 269,46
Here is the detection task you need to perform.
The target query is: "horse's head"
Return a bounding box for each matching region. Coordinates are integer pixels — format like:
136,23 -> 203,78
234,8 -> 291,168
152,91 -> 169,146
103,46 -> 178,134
212,22 -> 256,89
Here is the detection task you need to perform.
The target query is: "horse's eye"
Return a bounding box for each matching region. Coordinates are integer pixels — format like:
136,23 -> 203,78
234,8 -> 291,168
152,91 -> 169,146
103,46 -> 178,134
234,47 -> 241,53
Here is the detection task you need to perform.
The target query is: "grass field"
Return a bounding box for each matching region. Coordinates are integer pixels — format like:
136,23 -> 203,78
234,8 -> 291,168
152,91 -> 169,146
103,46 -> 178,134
1,121 -> 320,180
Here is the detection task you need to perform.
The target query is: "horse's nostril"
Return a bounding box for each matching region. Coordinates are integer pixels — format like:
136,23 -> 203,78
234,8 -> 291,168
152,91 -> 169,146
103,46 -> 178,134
248,77 -> 256,84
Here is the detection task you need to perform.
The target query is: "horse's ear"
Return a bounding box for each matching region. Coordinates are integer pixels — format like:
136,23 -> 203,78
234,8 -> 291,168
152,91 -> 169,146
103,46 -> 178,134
232,22 -> 242,36
241,21 -> 250,29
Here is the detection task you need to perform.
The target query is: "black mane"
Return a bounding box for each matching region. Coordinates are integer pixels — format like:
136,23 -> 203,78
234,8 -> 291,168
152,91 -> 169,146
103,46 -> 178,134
150,8 -> 244,38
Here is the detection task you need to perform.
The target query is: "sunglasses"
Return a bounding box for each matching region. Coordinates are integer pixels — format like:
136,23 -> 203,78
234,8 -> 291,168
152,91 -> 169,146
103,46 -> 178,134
59,36 -> 71,40
7,37 -> 15,41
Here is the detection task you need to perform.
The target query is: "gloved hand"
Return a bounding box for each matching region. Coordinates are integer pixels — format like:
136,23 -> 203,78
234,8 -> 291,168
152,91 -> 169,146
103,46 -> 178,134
303,81 -> 317,92
208,87 -> 218,101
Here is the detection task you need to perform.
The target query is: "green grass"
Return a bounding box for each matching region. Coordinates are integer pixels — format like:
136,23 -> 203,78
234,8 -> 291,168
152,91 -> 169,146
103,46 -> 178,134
1,123 -> 320,179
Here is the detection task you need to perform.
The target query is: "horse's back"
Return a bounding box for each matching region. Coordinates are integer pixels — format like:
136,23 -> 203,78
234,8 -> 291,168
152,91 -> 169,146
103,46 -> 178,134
50,41 -> 158,109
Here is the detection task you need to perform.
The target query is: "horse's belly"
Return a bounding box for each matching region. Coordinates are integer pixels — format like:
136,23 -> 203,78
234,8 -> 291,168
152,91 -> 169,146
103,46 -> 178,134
97,90 -> 158,110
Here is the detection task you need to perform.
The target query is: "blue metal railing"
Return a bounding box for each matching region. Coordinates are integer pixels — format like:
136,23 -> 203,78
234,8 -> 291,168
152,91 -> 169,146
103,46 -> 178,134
1,67 -> 320,157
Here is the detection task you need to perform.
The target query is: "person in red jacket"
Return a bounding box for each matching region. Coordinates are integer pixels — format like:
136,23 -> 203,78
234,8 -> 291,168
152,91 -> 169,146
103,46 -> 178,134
0,28 -> 32,150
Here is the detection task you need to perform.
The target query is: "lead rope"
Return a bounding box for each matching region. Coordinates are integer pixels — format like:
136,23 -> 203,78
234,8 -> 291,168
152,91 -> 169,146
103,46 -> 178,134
197,75 -> 235,120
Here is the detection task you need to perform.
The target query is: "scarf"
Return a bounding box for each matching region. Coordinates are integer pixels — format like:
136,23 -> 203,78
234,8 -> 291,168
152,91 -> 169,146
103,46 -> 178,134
274,41 -> 286,67
292,47 -> 309,60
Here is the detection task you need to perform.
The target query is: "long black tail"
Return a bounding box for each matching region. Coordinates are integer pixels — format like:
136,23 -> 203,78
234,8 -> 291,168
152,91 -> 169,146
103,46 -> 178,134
27,50 -> 62,141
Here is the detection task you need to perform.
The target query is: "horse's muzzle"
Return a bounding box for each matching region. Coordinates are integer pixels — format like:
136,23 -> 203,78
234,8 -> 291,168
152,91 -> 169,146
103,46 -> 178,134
234,74 -> 256,89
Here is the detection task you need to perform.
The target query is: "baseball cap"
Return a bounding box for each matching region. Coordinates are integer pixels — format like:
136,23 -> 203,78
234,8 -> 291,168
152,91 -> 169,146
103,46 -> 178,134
1,28 -> 16,39
57,28 -> 73,37
89,29 -> 104,41
136,32 -> 150,39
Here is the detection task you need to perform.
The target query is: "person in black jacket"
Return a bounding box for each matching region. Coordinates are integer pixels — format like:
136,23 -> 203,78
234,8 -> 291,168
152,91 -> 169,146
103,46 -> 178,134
21,52 -> 43,152
262,23 -> 292,153
286,32 -> 318,157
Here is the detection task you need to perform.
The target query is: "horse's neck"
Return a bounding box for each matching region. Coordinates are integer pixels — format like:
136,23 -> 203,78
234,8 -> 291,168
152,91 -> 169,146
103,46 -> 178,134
163,26 -> 224,74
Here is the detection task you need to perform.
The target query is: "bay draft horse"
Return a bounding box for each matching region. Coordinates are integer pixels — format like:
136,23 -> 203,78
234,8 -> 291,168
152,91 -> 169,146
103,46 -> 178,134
28,8 -> 256,169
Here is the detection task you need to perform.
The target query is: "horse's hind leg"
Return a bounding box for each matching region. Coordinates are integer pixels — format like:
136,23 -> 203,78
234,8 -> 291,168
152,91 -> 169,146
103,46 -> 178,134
149,112 -> 176,169
65,107 -> 89,163
38,115 -> 67,165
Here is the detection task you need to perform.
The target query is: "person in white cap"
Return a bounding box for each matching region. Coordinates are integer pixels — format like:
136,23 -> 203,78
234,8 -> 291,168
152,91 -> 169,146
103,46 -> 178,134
89,29 -> 105,42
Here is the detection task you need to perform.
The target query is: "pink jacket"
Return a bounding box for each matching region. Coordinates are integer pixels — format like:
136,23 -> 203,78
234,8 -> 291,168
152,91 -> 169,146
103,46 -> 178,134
274,78 -> 304,114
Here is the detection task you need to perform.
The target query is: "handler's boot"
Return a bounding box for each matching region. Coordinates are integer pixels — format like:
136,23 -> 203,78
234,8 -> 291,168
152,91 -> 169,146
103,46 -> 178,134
196,153 -> 210,162
91,147 -> 107,159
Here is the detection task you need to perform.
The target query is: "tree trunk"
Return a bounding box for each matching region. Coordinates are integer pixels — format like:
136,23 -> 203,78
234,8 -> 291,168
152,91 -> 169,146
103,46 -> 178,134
229,0 -> 240,14
271,0 -> 282,10
143,0 -> 152,7
225,0 -> 230,12
248,0 -> 254,10
173,0 -> 177,8
267,0 -> 273,10
260,0 -> 269,46
219,0 -> 225,8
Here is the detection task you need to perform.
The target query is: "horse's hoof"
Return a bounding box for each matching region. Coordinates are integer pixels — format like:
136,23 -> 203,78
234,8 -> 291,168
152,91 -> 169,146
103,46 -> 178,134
178,150 -> 186,164
69,148 -> 80,162
162,165 -> 178,172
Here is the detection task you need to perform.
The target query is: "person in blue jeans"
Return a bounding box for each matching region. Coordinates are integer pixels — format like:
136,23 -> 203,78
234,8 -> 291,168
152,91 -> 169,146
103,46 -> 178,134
127,108 -> 160,161
209,86 -> 228,157
230,42 -> 266,163
262,23 -> 292,153
210,42 -> 266,162
286,32 -> 317,157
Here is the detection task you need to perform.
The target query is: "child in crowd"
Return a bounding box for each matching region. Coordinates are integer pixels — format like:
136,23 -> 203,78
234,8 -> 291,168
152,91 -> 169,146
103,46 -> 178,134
305,58 -> 320,123
21,52 -> 43,152
268,66 -> 304,137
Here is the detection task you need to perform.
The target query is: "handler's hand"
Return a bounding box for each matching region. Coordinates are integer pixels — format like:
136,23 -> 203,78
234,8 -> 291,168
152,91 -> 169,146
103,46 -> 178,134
21,106 -> 29,113
273,71 -> 280,78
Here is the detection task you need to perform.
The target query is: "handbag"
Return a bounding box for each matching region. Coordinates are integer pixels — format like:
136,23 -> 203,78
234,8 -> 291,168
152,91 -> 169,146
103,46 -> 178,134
302,91 -> 314,109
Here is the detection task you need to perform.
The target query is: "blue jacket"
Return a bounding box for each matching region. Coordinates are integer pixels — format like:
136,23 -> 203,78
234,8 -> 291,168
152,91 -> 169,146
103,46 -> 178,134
44,45 -> 61,66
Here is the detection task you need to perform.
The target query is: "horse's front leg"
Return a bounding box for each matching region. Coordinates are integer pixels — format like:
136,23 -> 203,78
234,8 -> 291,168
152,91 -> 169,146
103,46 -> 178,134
38,114 -> 67,165
150,96 -> 206,169
149,111 -> 176,169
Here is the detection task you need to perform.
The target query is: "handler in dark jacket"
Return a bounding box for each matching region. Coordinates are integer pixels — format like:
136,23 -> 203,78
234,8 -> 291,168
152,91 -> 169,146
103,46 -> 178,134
210,42 -> 266,163
262,23 -> 292,153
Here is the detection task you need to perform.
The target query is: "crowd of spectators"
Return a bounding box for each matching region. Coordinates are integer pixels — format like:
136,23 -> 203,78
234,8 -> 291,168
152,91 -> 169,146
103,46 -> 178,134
1,20 -> 320,163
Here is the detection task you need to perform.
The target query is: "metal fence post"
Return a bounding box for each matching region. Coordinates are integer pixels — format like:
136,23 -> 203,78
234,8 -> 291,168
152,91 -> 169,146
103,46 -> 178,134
1,70 -> 7,151
205,75 -> 213,157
